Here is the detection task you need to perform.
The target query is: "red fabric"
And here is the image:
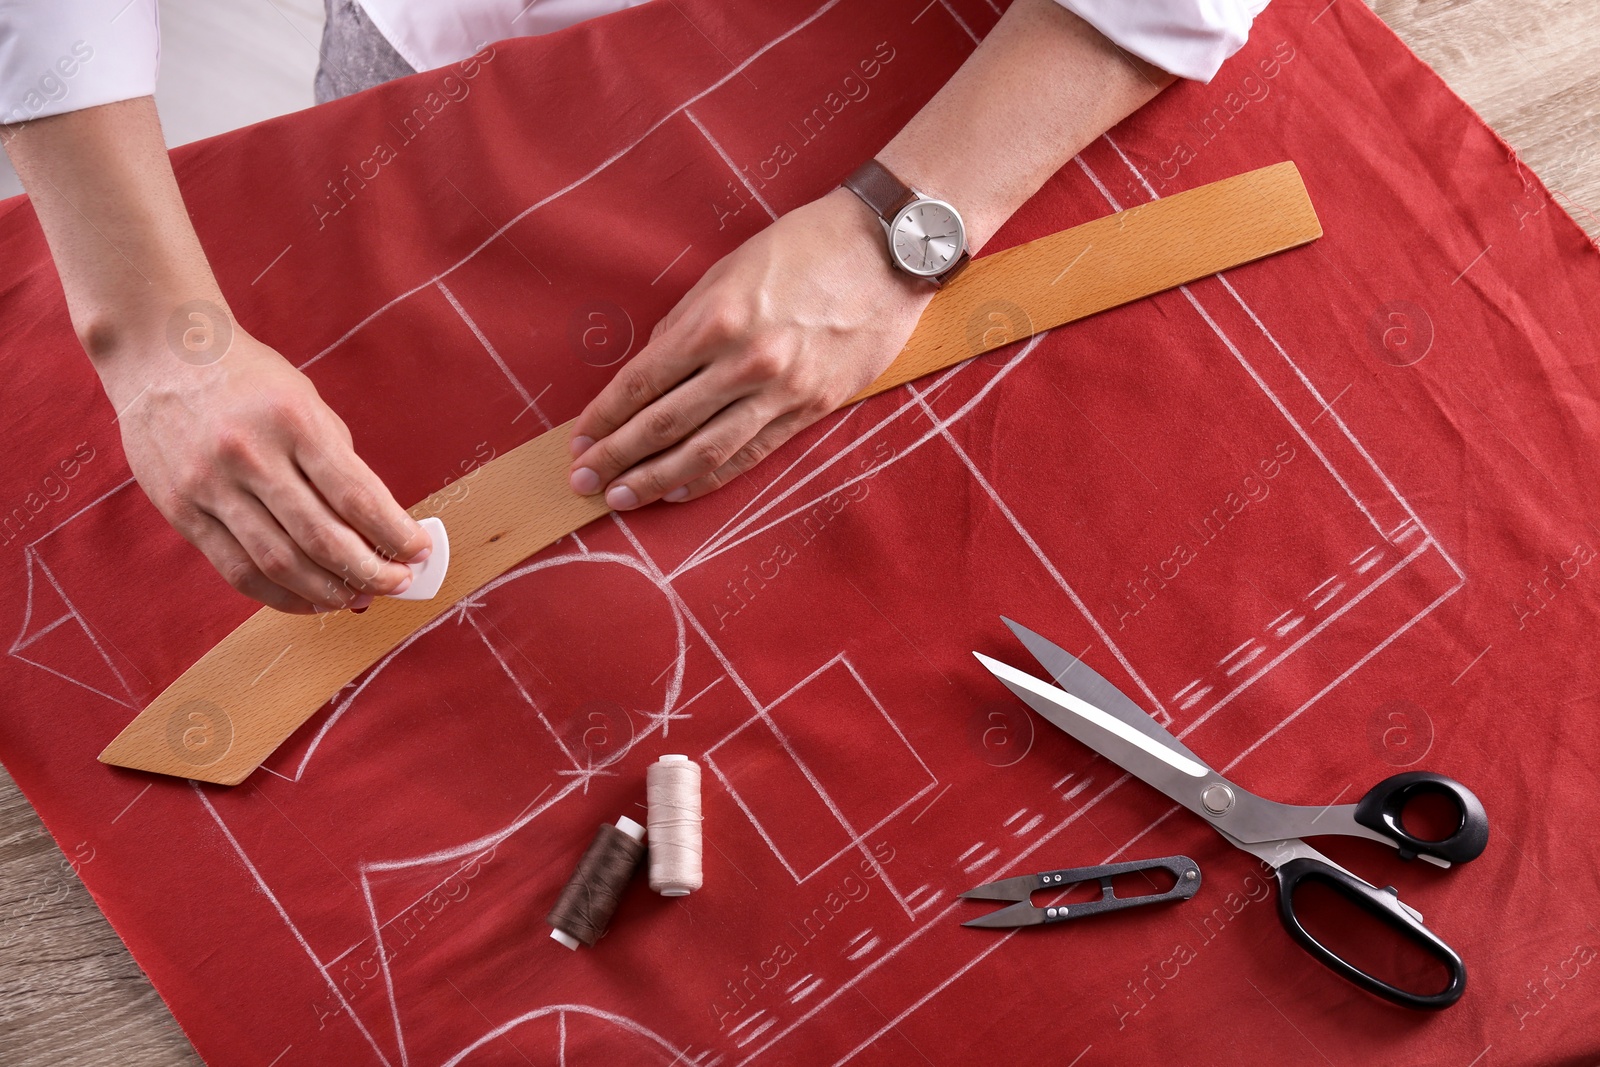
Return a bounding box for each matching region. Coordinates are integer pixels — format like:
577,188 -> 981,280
3,1 -> 1598,1063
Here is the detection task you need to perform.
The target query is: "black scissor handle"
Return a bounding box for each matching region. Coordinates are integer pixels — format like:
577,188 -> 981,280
1275,857 -> 1466,1010
1037,855 -> 1203,922
1352,771 -> 1489,864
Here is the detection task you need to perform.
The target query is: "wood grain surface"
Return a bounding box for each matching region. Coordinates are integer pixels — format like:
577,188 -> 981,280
2,3 -> 1594,1062
98,162 -> 1319,788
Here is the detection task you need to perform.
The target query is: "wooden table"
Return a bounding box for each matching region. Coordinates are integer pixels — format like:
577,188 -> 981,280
1,3 -> 1595,1063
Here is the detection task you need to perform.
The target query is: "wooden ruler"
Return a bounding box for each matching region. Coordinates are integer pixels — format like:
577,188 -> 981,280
99,161 -> 1321,785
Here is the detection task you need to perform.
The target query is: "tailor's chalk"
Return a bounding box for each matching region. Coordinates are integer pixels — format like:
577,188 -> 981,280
390,516 -> 450,600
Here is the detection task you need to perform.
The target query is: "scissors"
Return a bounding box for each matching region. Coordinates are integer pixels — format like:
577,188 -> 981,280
960,855 -> 1201,929
973,617 -> 1489,1010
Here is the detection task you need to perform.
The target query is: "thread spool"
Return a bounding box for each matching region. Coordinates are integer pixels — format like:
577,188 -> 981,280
647,755 -> 704,897
547,816 -> 645,950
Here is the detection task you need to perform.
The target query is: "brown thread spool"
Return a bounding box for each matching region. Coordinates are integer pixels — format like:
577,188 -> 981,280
547,816 -> 645,950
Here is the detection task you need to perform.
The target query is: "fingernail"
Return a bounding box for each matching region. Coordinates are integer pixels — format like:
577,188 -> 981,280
664,486 -> 689,502
570,467 -> 601,495
392,573 -> 413,595
351,594 -> 374,614
569,435 -> 594,458
406,546 -> 431,563
606,484 -> 639,510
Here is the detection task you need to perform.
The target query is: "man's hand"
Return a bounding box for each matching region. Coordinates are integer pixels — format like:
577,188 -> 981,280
567,187 -> 933,509
566,0 -> 1172,511
6,0 -> 1172,608
102,328 -> 429,613
4,96 -> 429,614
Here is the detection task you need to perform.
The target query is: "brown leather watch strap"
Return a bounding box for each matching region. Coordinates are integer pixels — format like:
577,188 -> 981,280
933,248 -> 971,290
843,159 -> 918,221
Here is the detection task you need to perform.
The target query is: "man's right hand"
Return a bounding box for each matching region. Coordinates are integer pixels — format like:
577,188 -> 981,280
101,325 -> 430,614
4,96 -> 428,614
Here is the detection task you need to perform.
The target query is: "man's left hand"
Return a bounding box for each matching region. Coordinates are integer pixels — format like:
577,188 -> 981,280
567,186 -> 933,509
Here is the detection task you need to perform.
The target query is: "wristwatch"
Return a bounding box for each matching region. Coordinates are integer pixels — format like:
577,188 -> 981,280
841,159 -> 970,288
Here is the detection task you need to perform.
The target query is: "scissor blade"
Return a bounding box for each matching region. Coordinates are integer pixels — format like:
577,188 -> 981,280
958,874 -> 1035,903
1001,618 -> 1208,766
961,901 -> 1044,929
974,653 -> 1214,804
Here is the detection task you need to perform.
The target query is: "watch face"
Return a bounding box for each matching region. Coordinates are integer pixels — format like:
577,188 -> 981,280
889,199 -> 965,276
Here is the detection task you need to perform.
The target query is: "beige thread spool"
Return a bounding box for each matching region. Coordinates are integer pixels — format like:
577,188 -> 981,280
647,755 -> 703,896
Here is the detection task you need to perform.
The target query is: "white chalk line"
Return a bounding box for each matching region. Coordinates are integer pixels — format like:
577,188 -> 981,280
299,0 -> 849,372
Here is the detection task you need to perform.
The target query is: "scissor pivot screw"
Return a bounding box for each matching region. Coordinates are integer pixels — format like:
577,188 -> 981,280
1185,869 -> 1198,880
1202,783 -> 1235,814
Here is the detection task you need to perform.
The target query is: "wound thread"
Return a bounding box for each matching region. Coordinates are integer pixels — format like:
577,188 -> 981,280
547,816 -> 645,949
647,755 -> 704,897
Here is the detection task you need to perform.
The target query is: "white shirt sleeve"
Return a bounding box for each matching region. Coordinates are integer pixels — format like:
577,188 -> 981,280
356,0 -> 654,74
0,0 -> 160,125
1052,0 -> 1271,83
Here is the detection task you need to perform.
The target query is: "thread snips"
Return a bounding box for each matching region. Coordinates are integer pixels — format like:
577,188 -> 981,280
959,855 -> 1201,929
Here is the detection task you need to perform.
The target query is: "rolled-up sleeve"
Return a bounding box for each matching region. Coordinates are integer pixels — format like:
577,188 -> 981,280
0,0 -> 160,125
1053,0 -> 1271,83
